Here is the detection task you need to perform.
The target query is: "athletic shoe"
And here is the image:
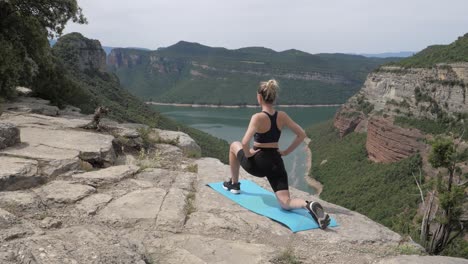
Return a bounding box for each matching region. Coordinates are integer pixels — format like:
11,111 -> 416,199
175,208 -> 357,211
306,201 -> 330,229
223,179 -> 241,194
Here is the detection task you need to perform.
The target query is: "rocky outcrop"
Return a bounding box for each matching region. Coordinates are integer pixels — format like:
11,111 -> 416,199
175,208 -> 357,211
0,157 -> 40,191
366,117 -> 424,163
0,123 -> 20,150
2,97 -> 59,116
333,108 -> 363,138
151,128 -> 202,157
357,63 -> 468,119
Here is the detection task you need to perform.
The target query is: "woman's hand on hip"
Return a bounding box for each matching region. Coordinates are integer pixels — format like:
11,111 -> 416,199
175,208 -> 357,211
246,148 -> 260,158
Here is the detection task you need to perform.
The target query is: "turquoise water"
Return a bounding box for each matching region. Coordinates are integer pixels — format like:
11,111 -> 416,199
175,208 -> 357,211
152,105 -> 338,194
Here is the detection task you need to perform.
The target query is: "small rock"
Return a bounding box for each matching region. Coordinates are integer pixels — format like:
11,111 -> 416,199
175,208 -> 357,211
0,123 -> 20,150
16,86 -> 32,96
0,209 -> 17,229
40,217 -> 62,229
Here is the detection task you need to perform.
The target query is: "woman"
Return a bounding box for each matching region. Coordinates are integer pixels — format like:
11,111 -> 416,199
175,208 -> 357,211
223,79 -> 330,229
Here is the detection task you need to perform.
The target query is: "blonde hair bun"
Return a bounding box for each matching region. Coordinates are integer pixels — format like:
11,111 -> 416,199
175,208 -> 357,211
258,79 -> 279,103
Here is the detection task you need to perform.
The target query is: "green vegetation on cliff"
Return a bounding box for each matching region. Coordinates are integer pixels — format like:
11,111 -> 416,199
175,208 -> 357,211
306,120 -> 422,234
391,33 -> 468,68
0,0 -> 86,98
110,42 -> 396,105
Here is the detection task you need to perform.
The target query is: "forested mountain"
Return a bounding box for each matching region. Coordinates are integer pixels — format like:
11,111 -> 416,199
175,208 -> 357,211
108,41 -> 397,105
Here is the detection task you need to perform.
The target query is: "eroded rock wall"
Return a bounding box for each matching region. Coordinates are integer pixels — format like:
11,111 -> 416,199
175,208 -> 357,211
366,117 -> 424,163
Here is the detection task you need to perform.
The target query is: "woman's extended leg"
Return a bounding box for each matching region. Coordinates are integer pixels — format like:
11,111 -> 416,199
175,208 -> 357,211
275,190 -> 307,210
229,141 -> 243,184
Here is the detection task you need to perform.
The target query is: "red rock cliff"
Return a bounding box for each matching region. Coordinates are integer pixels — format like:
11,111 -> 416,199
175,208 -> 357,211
366,117 -> 423,163
333,107 -> 363,138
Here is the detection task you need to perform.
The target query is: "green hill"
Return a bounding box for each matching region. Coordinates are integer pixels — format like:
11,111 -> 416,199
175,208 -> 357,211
108,41 -> 396,105
391,33 -> 468,68
49,33 -> 229,162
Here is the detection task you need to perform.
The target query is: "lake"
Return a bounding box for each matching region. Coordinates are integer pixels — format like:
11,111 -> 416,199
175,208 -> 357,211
151,105 -> 338,194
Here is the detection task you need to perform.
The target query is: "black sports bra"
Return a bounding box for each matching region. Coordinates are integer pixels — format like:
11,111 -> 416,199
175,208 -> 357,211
254,111 -> 281,143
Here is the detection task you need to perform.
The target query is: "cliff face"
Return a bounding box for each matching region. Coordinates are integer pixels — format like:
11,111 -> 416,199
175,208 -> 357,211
366,117 -> 424,163
360,64 -> 468,118
108,49 -> 183,74
333,63 -> 468,162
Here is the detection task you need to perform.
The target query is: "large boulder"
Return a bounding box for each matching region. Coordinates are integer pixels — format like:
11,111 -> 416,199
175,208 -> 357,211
0,123 -> 20,149
0,157 -> 41,191
151,129 -> 201,157
0,127 -> 116,167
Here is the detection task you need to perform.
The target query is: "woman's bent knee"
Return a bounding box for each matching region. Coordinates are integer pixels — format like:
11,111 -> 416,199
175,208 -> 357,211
230,141 -> 242,152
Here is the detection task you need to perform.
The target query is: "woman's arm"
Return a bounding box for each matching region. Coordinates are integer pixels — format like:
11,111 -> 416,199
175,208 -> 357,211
279,112 -> 306,156
241,114 -> 260,158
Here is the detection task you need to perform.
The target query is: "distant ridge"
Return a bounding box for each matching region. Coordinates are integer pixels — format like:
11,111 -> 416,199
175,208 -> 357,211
391,33 -> 468,67
108,40 -> 397,105
356,51 -> 416,58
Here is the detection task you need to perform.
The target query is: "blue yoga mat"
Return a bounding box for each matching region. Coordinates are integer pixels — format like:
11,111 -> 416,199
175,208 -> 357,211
207,179 -> 338,232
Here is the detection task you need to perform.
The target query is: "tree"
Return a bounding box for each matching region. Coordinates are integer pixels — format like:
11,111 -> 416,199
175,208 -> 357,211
0,0 -> 86,98
420,136 -> 467,255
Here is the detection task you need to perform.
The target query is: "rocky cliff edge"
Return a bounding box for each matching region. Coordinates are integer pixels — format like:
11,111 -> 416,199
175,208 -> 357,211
1,96 -> 466,264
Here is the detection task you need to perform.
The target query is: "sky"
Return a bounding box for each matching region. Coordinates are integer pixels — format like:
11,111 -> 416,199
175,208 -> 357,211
64,0 -> 468,54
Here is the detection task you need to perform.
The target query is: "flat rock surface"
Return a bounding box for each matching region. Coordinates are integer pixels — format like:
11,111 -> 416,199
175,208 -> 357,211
378,255 -> 468,264
0,191 -> 42,212
11,226 -> 146,264
194,158 -> 402,244
98,188 -> 166,221
76,193 -> 113,215
0,112 -> 89,129
36,181 -> 96,204
72,165 -> 139,186
145,234 -> 276,264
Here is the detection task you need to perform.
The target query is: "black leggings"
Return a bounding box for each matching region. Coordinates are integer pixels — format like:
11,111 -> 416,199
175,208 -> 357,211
237,147 -> 288,192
